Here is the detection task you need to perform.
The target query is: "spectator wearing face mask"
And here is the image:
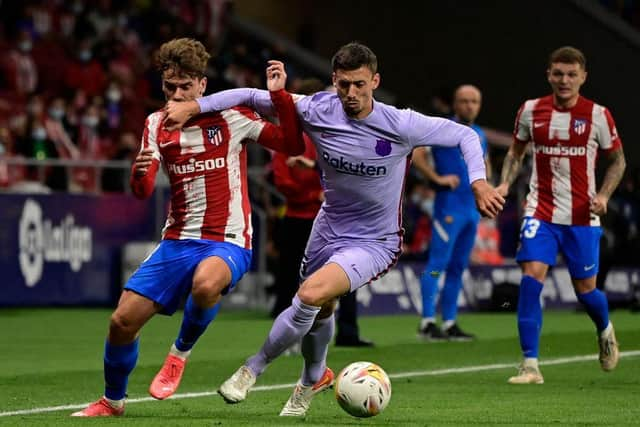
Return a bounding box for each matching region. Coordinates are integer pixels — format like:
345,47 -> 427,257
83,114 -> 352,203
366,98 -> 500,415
2,28 -> 38,97
14,94 -> 68,190
71,102 -> 113,191
63,38 -> 107,97
104,81 -> 123,133
44,96 -> 80,160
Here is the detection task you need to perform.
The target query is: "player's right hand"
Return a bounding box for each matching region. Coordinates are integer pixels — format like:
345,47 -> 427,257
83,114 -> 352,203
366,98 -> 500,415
133,148 -> 154,177
164,100 -> 200,131
472,179 -> 505,219
266,60 -> 287,92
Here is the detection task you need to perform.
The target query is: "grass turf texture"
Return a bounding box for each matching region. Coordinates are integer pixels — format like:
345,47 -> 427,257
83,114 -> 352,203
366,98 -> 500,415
1,308 -> 639,426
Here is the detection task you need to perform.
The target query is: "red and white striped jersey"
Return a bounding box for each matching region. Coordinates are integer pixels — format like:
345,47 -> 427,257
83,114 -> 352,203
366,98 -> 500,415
514,95 -> 622,226
134,107 -> 277,249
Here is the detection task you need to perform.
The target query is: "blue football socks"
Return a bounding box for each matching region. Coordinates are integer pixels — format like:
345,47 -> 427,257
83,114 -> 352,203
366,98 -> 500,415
440,271 -> 464,322
175,295 -> 220,352
104,338 -> 139,400
517,275 -> 544,358
576,288 -> 609,333
420,270 -> 439,319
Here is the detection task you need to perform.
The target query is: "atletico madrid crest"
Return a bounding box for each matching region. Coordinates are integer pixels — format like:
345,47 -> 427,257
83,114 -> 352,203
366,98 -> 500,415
207,126 -> 223,146
573,119 -> 587,135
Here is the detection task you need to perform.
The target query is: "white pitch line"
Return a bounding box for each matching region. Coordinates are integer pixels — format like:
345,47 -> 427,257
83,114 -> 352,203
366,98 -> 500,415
1,350 -> 638,418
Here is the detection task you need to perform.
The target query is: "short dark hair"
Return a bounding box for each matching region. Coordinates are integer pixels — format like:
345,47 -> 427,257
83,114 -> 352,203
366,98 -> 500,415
548,46 -> 586,69
331,42 -> 377,74
154,38 -> 210,78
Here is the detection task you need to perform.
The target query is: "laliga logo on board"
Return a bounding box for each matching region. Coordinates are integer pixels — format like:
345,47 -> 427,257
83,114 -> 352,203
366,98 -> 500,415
18,199 -> 93,287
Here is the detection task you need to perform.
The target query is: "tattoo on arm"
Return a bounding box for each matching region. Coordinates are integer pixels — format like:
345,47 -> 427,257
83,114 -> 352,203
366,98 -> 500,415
500,145 -> 526,186
598,148 -> 626,199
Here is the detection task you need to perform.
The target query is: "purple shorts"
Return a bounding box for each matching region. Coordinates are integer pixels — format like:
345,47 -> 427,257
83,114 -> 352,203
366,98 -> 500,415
300,229 -> 401,292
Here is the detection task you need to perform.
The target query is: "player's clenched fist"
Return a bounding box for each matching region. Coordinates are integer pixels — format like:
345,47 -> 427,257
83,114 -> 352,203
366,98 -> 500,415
133,148 -> 154,177
164,100 -> 200,131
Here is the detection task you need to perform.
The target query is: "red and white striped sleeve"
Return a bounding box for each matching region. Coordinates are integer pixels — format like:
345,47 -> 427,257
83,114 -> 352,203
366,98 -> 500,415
593,104 -> 622,153
513,99 -> 535,144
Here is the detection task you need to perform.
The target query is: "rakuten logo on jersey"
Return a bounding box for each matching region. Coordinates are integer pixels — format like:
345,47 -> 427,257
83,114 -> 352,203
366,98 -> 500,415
534,145 -> 586,156
168,157 -> 226,175
322,152 -> 387,177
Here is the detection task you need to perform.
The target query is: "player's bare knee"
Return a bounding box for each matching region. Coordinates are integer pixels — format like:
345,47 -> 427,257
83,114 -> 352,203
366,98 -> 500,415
191,278 -> 224,306
521,263 -> 547,282
572,277 -> 596,294
297,283 -> 328,307
109,312 -> 139,340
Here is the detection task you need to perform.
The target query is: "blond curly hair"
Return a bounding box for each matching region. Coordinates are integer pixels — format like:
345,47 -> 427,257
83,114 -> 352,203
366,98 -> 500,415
154,38 -> 211,78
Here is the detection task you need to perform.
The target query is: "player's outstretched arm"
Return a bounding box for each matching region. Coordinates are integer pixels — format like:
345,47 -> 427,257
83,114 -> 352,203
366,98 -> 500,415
405,112 -> 486,183
164,88 -> 277,131
591,147 -> 626,216
406,113 -> 502,215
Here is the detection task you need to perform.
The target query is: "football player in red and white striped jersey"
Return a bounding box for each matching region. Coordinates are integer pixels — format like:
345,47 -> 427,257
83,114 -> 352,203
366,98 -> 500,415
497,46 -> 625,385
73,38 -> 303,417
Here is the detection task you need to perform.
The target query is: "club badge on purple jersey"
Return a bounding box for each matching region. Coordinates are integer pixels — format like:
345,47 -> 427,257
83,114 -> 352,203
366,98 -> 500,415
375,139 -> 392,156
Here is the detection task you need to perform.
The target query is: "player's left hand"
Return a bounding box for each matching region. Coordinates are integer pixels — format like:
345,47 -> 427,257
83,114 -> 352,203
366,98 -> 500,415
133,148 -> 154,177
266,60 -> 287,92
590,194 -> 609,216
472,179 -> 505,219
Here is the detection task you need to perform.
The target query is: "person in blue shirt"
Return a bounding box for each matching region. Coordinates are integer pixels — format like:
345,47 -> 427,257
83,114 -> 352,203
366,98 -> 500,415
412,84 -> 490,341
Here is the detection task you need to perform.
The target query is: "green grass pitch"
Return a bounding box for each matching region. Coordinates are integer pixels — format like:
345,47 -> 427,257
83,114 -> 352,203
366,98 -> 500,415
1,308 -> 639,426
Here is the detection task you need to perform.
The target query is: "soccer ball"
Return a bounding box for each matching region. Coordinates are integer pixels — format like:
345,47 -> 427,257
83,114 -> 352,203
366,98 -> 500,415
334,361 -> 392,418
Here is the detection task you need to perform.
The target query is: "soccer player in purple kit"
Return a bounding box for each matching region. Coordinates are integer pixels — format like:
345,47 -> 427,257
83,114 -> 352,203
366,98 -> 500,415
165,42 -> 504,416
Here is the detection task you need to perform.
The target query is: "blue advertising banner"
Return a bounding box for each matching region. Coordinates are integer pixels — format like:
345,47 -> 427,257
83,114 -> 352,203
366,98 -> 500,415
356,262 -> 640,316
0,194 -> 156,306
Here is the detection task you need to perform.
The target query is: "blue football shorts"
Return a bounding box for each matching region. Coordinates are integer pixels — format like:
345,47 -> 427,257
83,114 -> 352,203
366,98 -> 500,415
516,216 -> 602,279
124,239 -> 252,315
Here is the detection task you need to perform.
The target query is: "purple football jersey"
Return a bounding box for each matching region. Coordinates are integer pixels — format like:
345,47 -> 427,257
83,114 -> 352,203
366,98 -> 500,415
197,89 -> 485,247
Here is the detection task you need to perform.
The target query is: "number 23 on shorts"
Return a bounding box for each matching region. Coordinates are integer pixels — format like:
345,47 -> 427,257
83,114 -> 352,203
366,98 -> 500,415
520,217 -> 541,239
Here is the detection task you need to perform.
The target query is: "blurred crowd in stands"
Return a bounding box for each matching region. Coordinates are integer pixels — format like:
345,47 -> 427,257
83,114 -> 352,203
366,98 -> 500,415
1,0 -> 638,268
0,0 -> 318,191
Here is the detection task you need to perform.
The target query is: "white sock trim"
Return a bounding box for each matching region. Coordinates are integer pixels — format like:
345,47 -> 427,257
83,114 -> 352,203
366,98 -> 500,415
104,396 -> 125,409
523,357 -> 539,368
600,322 -> 613,339
170,343 -> 191,360
420,317 -> 436,329
442,320 -> 455,330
